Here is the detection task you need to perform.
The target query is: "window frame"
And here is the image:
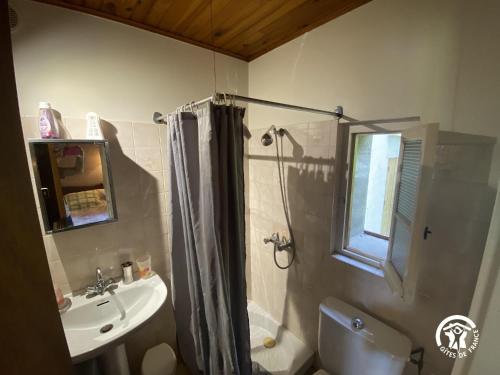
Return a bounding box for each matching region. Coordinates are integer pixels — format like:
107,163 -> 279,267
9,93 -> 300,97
331,122 -> 439,302
333,129 -> 402,269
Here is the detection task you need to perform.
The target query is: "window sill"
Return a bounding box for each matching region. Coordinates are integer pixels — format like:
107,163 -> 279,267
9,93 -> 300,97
332,253 -> 385,278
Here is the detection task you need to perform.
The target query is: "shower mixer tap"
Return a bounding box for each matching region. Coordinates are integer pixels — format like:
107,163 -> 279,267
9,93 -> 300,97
263,232 -> 278,245
264,232 -> 293,251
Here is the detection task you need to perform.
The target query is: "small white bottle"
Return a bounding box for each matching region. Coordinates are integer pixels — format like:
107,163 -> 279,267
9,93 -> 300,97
86,112 -> 103,140
38,102 -> 59,139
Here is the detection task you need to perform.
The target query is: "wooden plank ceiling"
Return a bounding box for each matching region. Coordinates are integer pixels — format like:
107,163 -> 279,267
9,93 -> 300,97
33,0 -> 372,61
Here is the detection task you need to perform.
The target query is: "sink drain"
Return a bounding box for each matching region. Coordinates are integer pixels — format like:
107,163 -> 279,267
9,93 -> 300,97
100,324 -> 113,334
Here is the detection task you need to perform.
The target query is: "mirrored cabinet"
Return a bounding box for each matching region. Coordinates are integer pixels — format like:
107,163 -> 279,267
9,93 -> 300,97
29,139 -> 118,233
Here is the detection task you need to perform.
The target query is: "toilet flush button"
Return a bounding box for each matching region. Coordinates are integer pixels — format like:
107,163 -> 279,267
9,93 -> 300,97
352,317 -> 364,330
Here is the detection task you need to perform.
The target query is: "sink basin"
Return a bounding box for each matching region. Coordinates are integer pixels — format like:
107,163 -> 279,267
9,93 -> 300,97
61,274 -> 167,363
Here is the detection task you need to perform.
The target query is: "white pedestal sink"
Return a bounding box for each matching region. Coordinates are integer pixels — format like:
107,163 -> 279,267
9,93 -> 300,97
61,274 -> 167,374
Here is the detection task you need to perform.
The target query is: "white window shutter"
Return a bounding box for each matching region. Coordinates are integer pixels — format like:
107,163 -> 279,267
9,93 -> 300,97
383,123 -> 439,302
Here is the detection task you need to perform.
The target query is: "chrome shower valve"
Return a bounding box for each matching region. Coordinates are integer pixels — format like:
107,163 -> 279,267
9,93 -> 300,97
263,232 -> 293,251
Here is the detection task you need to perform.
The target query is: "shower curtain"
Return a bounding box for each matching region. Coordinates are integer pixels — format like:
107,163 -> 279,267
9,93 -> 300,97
167,103 -> 252,375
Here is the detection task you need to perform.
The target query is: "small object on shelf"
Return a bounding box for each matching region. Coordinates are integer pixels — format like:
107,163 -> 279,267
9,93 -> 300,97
136,254 -> 152,279
39,102 -> 59,139
54,284 -> 72,313
86,112 -> 103,140
122,261 -> 134,284
54,284 -> 64,305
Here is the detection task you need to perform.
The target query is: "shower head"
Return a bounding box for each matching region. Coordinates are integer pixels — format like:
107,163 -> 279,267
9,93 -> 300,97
261,133 -> 273,146
261,125 -> 276,147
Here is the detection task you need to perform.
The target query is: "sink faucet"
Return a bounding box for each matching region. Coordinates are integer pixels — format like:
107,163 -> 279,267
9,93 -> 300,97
86,267 -> 114,298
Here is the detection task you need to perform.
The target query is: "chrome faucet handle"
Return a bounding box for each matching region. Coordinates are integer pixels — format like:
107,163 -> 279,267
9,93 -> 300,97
86,285 -> 99,298
96,267 -> 103,282
277,235 -> 293,251
86,268 -> 115,298
264,233 -> 294,252
264,232 -> 280,244
277,241 -> 293,251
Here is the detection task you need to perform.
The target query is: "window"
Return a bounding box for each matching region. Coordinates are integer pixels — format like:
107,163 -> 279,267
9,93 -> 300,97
331,123 -> 439,302
345,133 -> 401,264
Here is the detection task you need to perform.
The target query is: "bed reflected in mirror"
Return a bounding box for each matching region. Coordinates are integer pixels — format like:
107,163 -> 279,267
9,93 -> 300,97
29,140 -> 117,233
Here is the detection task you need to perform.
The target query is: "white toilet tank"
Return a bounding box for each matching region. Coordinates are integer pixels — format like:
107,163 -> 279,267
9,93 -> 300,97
318,297 -> 411,375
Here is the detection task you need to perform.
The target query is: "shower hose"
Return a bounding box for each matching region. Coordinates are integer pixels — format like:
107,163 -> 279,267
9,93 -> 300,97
273,130 -> 296,269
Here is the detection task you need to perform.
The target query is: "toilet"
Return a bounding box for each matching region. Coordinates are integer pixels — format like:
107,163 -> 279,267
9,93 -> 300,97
141,343 -> 177,375
314,297 -> 411,375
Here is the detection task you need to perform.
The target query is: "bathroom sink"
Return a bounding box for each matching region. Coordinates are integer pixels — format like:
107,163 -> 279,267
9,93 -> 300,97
61,274 -> 167,363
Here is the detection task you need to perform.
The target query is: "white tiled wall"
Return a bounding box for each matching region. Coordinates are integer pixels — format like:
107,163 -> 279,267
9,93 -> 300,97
246,121 -> 496,375
21,117 -> 175,372
21,116 -> 171,293
21,113 -> 495,375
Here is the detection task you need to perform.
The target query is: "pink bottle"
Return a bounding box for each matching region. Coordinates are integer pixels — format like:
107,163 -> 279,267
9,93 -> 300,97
53,284 -> 65,307
39,102 -> 59,139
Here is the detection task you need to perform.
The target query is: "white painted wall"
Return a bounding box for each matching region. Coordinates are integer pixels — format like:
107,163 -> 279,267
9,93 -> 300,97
452,180 -> 500,375
9,0 -> 500,372
249,0 -> 461,126
248,0 -> 500,373
9,1 -> 248,372
10,0 -> 248,122
249,0 -> 499,187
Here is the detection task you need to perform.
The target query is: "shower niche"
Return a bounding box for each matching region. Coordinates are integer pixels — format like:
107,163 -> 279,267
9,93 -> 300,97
29,139 -> 117,233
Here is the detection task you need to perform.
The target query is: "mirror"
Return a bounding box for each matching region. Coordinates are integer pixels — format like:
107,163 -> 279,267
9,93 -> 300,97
29,140 -> 117,233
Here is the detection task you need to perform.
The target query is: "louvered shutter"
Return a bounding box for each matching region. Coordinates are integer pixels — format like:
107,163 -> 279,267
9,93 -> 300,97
383,124 -> 439,301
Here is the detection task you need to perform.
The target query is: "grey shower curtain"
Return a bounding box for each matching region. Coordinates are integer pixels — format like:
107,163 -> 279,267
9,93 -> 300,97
167,103 -> 251,375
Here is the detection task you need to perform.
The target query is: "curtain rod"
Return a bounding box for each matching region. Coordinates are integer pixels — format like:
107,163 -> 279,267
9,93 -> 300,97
339,116 -> 421,126
153,92 -> 343,124
224,93 -> 344,118
152,92 -> 420,126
